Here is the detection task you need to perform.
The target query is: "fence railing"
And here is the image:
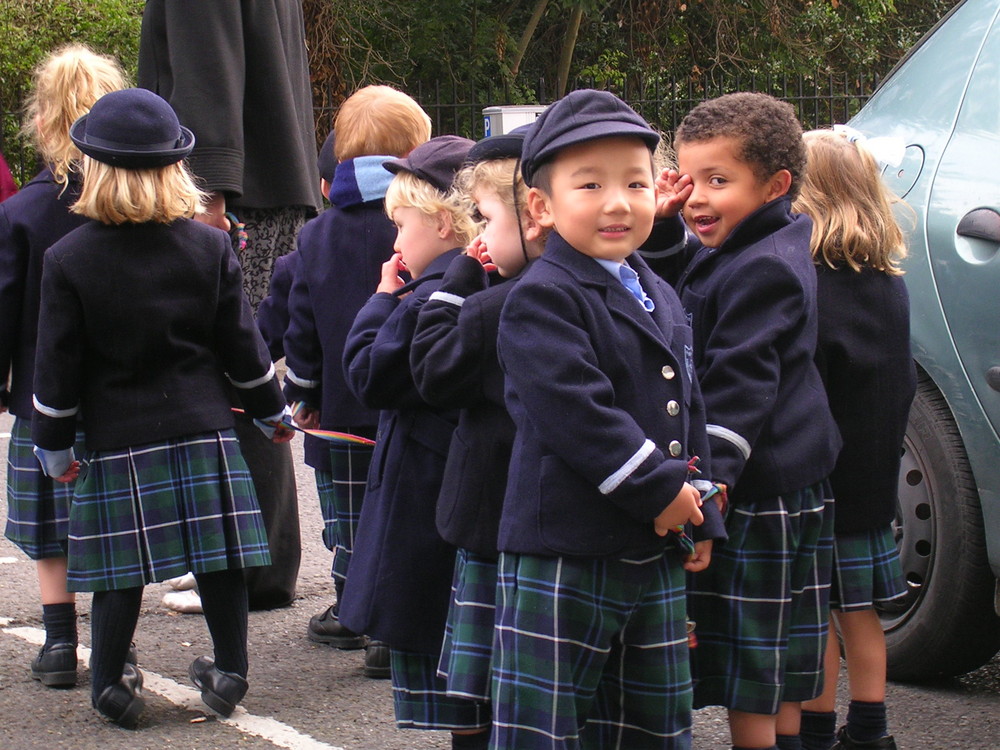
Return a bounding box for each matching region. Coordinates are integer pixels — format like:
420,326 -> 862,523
3,70 -> 880,189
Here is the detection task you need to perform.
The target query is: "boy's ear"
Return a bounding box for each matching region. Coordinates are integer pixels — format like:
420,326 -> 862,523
435,209 -> 454,239
521,209 -> 545,245
526,186 -> 555,228
320,178 -> 332,201
765,169 -> 793,200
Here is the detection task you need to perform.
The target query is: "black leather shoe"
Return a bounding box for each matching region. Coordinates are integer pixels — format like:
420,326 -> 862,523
189,656 -> 248,717
364,640 -> 391,679
93,663 -> 144,729
31,642 -> 78,687
832,727 -> 898,749
307,605 -> 366,649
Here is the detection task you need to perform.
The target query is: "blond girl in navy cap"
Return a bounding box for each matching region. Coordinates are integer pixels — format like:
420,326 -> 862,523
31,87 -> 292,728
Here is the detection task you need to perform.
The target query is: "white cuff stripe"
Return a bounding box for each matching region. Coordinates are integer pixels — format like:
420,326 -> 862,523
429,291 -> 466,307
706,424 -> 752,460
32,395 -> 79,418
285,367 -> 320,389
692,479 -> 713,492
599,439 -> 655,495
228,362 -> 276,390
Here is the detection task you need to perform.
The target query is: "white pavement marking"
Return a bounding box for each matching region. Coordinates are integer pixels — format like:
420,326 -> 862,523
3,625 -> 344,750
0,557 -> 20,564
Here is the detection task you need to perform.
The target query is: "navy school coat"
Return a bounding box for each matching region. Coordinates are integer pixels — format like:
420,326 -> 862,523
497,233 -> 725,559
338,248 -> 462,654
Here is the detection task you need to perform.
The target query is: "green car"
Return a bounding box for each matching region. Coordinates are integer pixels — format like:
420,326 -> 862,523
849,0 -> 1000,679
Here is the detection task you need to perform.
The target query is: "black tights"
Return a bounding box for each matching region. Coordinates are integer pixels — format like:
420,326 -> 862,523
89,568 -> 249,702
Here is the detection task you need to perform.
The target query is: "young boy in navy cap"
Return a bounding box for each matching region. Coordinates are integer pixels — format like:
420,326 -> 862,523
491,89 -> 726,750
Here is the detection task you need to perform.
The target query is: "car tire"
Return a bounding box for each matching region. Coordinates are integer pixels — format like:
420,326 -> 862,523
882,370 -> 1000,680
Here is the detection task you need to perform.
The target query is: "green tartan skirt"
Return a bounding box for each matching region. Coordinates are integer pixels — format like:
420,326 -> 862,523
66,429 -> 270,592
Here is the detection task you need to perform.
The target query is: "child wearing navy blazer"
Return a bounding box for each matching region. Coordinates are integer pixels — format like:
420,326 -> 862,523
492,89 -> 725,750
340,136 -> 491,746
409,127 -> 544,748
658,93 -> 843,750
794,129 -> 915,750
31,88 -> 292,728
282,89 -> 432,671
0,44 -> 125,688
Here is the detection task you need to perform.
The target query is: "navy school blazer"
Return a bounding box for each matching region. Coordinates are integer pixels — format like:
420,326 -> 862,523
337,248 -> 462,654
497,233 -> 725,559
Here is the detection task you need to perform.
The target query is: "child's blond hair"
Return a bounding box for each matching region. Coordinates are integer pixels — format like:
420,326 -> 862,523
794,129 -> 907,275
456,157 -> 526,219
384,171 -> 478,247
23,44 -> 127,186
335,85 -> 432,162
72,157 -> 206,225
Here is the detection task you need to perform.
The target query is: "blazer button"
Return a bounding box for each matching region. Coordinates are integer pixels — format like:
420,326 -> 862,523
668,440 -> 682,457
661,365 -> 675,380
666,400 -> 680,417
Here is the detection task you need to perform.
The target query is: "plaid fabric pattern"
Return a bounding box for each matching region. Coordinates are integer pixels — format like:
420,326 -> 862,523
66,430 -> 270,592
314,441 -> 372,583
491,551 -> 692,750
829,525 -> 905,611
4,417 -> 85,559
437,549 -> 498,701
390,648 -> 490,731
688,484 -> 834,714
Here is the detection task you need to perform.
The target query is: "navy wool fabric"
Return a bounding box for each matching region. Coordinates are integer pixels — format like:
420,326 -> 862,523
4,417 -> 84,559
66,430 -> 270,592
338,249 -> 462,655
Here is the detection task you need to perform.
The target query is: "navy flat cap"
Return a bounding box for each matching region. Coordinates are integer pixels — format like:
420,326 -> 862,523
466,123 -> 535,164
383,135 -> 475,193
520,89 -> 659,187
317,129 -> 337,182
70,88 -> 194,169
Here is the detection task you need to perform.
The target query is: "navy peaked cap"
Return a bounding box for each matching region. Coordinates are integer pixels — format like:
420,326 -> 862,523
383,135 -> 475,193
520,89 -> 659,186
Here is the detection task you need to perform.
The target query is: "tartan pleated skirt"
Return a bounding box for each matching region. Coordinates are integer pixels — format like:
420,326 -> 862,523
65,429 -> 271,592
829,525 -> 906,611
437,548 -> 498,702
4,417 -> 86,559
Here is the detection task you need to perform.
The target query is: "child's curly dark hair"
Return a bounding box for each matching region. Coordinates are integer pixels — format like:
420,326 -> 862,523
675,92 -> 806,199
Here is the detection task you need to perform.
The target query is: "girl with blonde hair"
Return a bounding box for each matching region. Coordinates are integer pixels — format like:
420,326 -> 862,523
794,128 -> 915,750
32,88 -> 292,728
0,43 -> 125,689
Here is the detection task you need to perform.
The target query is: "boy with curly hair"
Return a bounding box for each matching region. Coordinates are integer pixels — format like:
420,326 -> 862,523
656,92 -> 842,750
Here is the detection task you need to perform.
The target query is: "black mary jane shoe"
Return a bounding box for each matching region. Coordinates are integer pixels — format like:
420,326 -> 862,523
189,656 -> 248,717
93,663 -> 145,729
307,604 -> 366,649
31,642 -> 78,687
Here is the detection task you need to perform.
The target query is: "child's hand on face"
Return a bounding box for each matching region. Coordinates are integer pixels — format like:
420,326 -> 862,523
654,169 -> 693,220
376,253 -> 407,295
653,481 -> 704,536
465,236 -> 497,273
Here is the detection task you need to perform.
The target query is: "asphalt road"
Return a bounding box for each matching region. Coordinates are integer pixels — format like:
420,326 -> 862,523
1,410 -> 998,749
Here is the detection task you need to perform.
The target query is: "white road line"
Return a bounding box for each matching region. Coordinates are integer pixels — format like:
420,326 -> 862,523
0,557 -> 20,564
0,433 -> 10,439
3,626 -> 344,750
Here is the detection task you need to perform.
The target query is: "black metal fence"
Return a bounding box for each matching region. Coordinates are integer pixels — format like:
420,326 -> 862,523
3,70 -> 880,188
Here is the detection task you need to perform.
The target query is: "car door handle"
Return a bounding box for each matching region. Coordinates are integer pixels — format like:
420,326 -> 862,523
957,208 -> 1000,243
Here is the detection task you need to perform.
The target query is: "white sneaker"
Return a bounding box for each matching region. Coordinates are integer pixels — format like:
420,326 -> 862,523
162,589 -> 203,614
164,572 -> 197,591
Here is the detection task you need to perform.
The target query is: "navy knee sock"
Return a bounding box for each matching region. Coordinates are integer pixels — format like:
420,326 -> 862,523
776,734 -> 802,750
800,709 -> 837,750
451,731 -> 489,750
195,568 -> 249,677
42,601 -> 77,648
846,700 -> 888,742
90,587 -> 142,701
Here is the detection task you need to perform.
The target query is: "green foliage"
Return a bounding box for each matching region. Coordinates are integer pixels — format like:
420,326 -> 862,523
1,0 -> 143,184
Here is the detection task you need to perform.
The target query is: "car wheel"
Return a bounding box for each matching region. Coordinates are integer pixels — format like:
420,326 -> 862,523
882,370 -> 1000,680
